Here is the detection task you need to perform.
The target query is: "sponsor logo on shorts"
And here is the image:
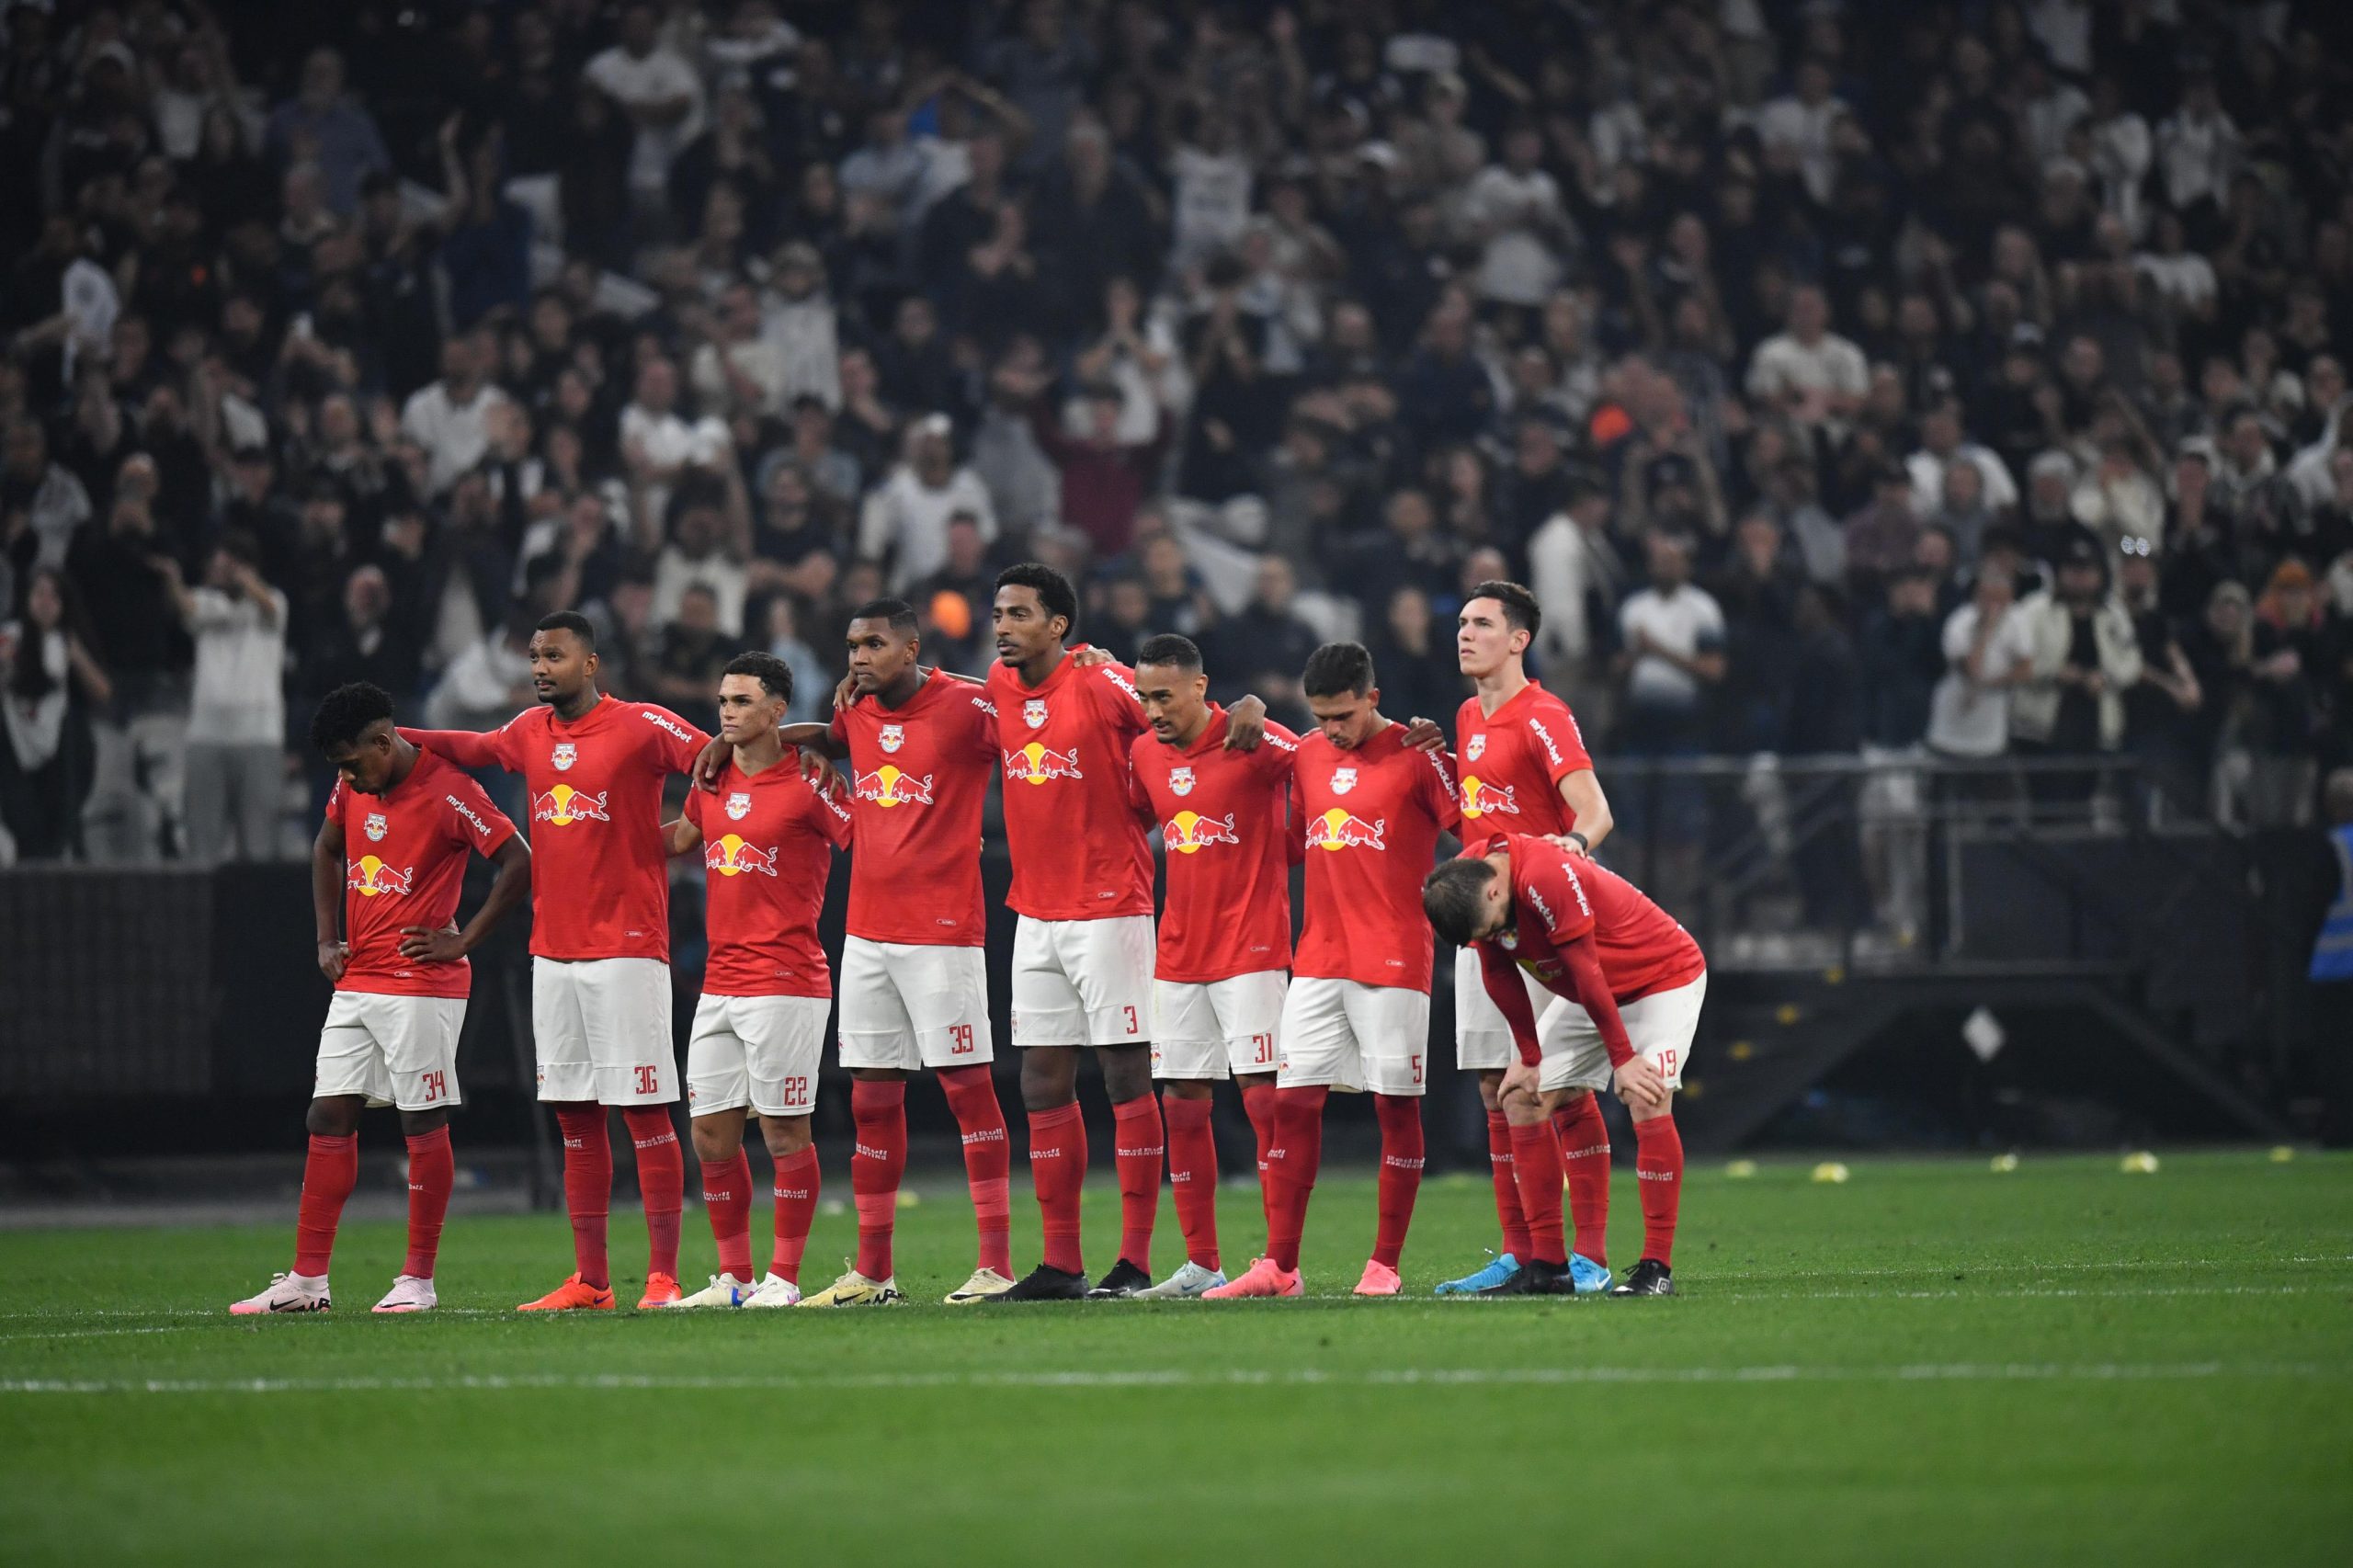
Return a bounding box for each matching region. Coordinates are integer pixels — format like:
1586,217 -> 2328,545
1304,808 -> 1385,852
1004,742 -> 1081,786
854,765 -> 933,808
1164,810 -> 1239,855
347,856 -> 415,898
531,785 -> 608,826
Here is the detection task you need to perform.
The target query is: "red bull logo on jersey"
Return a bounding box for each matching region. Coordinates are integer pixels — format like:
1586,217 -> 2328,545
1465,733 -> 1487,761
1023,697 -> 1049,729
1005,742 -> 1082,786
1330,767 -> 1358,795
878,723 -> 905,754
1459,776 -> 1520,818
1168,766 -> 1196,797
854,765 -> 933,808
704,834 -> 779,877
347,856 -> 415,898
724,790 -> 752,822
551,742 -> 577,771
531,785 -> 609,826
1304,808 -> 1386,852
362,811 -> 389,842
1164,810 -> 1239,855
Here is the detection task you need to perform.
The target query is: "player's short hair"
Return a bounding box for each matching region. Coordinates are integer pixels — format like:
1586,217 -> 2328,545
722,651 -> 794,703
1135,633 -> 1202,673
995,562 -> 1079,637
1466,580 -> 1540,639
309,681 -> 396,756
847,597 -> 919,634
1422,858 -> 1499,947
533,609 -> 597,650
1302,641 -> 1376,699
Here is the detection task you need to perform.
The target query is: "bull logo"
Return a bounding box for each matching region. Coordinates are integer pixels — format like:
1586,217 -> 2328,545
551,742 -> 577,771
1169,766 -> 1195,797
347,856 -> 415,897
363,812 -> 389,843
1466,733 -> 1486,761
1005,743 -> 1081,786
705,835 -> 779,877
1164,811 -> 1239,856
854,766 -> 934,808
1460,776 -> 1520,819
1331,767 -> 1358,795
1023,698 -> 1048,729
531,785 -> 609,826
878,723 -> 905,754
724,790 -> 752,822
1304,808 -> 1385,852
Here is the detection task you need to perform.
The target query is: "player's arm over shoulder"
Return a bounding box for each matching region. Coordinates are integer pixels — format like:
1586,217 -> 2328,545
1248,721 -> 1302,782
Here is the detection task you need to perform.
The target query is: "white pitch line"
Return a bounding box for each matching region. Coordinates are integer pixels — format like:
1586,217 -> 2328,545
1,1361 -> 2345,1396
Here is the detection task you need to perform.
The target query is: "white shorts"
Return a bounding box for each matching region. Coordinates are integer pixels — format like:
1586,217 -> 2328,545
1276,977 -> 1432,1097
1152,971 -> 1288,1081
1453,946 -> 1555,1072
687,993 -> 829,1118
531,956 -> 677,1105
1534,971 -> 1708,1094
837,937 -> 994,1072
1011,915 -> 1154,1048
314,991 -> 467,1111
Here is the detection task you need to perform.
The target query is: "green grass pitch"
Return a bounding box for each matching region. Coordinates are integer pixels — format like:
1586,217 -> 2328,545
2,1151 -> 2347,1565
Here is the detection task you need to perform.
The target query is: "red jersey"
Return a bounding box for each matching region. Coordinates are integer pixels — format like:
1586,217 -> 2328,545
1290,723 -> 1461,992
986,652 -> 1154,921
1127,708 -> 1298,983
402,697 -> 709,962
828,672 -> 998,947
1473,834 -> 1705,1062
1454,680 -> 1593,834
684,758 -> 853,998
327,749 -> 517,999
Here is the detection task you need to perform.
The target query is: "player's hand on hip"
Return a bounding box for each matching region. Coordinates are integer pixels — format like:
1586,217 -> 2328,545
1612,1055 -> 1668,1117
1401,716 -> 1447,753
1223,694 -> 1268,751
317,941 -> 348,983
397,925 -> 467,963
692,735 -> 731,791
1498,1057 -> 1541,1109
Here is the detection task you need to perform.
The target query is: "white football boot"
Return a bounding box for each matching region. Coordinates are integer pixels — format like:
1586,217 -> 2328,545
1131,1261 -> 1228,1300
229,1272 -> 330,1314
371,1275 -> 438,1313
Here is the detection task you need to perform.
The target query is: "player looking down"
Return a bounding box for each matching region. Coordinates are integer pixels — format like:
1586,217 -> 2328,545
231,682 -> 530,1315
1438,579 -> 1620,1297
663,653 -> 852,1309
400,611 -> 712,1311
1207,642 -> 1460,1300
1423,834 -> 1707,1297
1124,633 -> 1300,1298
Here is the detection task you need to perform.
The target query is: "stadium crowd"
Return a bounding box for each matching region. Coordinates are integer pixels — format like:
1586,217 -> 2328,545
4,0 -> 2352,883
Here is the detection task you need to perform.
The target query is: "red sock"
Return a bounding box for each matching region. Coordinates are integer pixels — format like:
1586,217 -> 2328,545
1508,1120 -> 1569,1266
1633,1114 -> 1682,1267
1486,1108 -> 1533,1260
938,1064 -> 1011,1277
1111,1095 -> 1163,1271
1554,1094 -> 1613,1266
769,1145 -> 818,1284
1163,1094 -> 1220,1270
1371,1095 -> 1425,1269
1265,1085 -> 1327,1272
624,1108 -> 683,1280
850,1079 -> 907,1279
553,1104 -> 611,1290
1242,1080 -> 1279,1230
1027,1101 -> 1087,1275
701,1145 -> 754,1282
402,1126 -> 454,1278
293,1131 -> 358,1277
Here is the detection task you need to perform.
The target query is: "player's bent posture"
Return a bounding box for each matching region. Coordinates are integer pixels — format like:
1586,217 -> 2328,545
766,599 -> 1013,1307
1423,834 -> 1706,1297
1439,581 -> 1620,1296
401,612 -> 713,1311
663,654 -> 852,1308
985,563 -> 1269,1300
1125,634 -> 1300,1298
232,683 -> 529,1314
1208,642 -> 1461,1300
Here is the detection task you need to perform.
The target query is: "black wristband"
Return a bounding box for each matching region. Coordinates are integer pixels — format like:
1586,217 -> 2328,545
1566,831 -> 1589,854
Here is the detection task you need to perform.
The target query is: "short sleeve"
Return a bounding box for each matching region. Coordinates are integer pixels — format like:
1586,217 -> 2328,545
968,693 -> 1002,759
1529,706 -> 1590,783
1420,747 -> 1462,832
1531,854 -> 1597,948
324,777 -> 347,824
639,704 -> 711,775
1248,723 -> 1302,785
827,706 -> 850,746
1090,664 -> 1149,739
681,787 -> 708,835
809,779 -> 855,847
445,771 -> 517,855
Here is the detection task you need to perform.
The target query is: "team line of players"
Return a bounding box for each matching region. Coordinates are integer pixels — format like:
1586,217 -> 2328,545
231,565 -> 1705,1314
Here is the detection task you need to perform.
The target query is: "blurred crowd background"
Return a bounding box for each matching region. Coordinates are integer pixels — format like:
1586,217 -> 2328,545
4,0 -> 2350,916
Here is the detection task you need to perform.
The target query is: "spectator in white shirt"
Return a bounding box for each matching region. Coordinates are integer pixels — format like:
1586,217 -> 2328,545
1745,285 -> 1869,435
1459,121 -> 1572,309
583,1 -> 705,215
688,279 -> 790,421
163,532 -> 287,863
1615,531 -> 1726,747
858,416 -> 999,593
2154,71 -> 2240,220
399,335 -> 510,496
1906,403 -> 2019,515
620,357 -> 733,541
650,494 -> 750,637
1928,562 -> 2034,760
1755,57 -> 1846,205
760,242 -> 843,411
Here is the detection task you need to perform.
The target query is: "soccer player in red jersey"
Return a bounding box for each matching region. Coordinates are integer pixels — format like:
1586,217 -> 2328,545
766,598 -> 1014,1307
1439,580 -> 1622,1297
984,563 -> 1272,1301
662,654 -> 852,1309
1208,642 -> 1461,1300
399,612 -> 712,1311
1124,634 -> 1300,1298
232,683 -> 530,1315
1423,832 -> 1708,1297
